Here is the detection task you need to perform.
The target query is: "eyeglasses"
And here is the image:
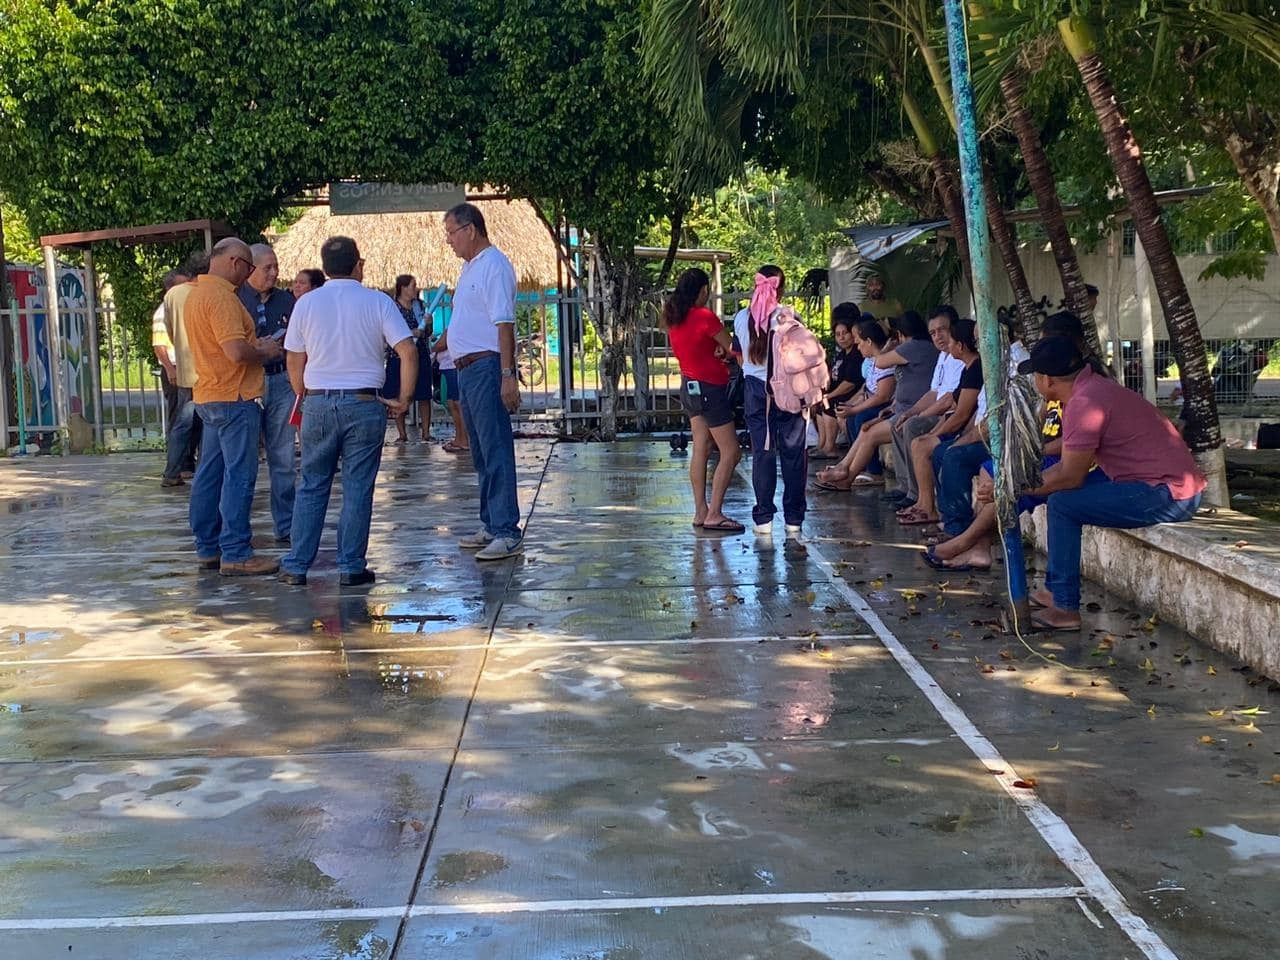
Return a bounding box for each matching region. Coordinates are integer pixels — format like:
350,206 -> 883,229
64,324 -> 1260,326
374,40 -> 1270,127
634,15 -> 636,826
444,223 -> 472,239
233,256 -> 256,272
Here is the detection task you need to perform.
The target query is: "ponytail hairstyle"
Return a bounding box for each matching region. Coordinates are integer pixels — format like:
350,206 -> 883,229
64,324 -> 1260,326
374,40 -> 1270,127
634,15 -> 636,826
662,267 -> 710,328
854,319 -> 889,349
950,318 -> 979,354
747,264 -> 785,366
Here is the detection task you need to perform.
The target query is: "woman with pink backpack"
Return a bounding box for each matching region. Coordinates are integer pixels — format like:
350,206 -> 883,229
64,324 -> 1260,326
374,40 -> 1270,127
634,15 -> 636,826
733,265 -> 817,540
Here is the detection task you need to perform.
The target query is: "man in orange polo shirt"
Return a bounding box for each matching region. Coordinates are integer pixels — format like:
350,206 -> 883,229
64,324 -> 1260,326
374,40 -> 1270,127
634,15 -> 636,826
185,237 -> 285,575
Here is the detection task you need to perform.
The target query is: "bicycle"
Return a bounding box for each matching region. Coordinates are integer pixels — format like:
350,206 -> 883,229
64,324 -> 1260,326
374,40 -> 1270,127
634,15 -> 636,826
517,333 -> 545,387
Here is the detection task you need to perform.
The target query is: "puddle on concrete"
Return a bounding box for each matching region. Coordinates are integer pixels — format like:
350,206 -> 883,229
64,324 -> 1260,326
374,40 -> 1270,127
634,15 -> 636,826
368,596 -> 486,634
1206,823 -> 1280,866
431,850 -> 509,887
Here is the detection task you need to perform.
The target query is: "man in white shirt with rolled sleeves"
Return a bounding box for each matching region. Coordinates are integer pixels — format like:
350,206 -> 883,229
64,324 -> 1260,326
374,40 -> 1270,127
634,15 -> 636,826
277,236 -> 416,587
437,202 -> 524,561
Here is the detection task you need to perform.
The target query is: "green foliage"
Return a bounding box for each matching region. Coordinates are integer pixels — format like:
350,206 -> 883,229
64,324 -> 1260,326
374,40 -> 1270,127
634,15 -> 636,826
1,192 -> 40,265
646,167 -> 866,293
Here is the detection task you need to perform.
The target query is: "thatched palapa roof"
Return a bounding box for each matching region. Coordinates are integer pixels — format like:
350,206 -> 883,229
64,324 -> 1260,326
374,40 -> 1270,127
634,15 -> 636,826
270,199 -> 559,293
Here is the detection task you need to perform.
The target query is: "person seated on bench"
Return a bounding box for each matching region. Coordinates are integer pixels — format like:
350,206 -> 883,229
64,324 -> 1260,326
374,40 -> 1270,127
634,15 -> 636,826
1018,336 -> 1205,632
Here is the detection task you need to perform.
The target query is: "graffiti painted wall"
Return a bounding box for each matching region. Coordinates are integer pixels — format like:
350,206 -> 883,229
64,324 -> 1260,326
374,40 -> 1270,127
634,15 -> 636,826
6,264 -> 96,432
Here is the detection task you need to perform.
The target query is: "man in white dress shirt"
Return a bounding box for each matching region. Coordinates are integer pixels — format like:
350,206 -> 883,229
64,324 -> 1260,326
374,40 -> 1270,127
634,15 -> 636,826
437,202 -> 524,560
277,236 -> 416,587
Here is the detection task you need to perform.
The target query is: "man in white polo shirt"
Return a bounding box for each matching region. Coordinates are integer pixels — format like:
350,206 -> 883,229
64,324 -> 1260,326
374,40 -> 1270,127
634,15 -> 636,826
438,202 -> 523,560
277,236 -> 416,587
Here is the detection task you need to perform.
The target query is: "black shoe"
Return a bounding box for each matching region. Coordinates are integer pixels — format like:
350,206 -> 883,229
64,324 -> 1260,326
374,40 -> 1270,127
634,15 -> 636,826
339,569 -> 376,587
161,476 -> 184,488
278,570 -> 307,586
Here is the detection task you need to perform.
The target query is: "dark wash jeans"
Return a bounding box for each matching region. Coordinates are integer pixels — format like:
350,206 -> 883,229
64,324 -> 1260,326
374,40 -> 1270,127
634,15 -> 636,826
457,352 -> 522,541
937,440 -> 991,537
744,377 -> 807,526
282,395 -> 386,576
190,399 -> 261,563
162,370 -> 201,479
261,371 -> 297,540
1047,479 -> 1201,610
847,405 -> 888,475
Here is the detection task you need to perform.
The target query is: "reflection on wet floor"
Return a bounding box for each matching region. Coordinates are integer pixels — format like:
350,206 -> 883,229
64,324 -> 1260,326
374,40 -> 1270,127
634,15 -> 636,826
0,441 -> 1276,959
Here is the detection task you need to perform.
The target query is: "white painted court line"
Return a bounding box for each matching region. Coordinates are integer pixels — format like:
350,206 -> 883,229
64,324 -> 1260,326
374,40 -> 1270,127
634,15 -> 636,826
0,634 -> 876,667
0,885 -> 1089,930
807,543 -> 1180,960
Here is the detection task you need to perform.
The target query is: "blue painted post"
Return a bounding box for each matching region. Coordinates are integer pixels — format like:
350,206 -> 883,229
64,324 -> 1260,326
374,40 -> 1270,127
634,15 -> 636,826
941,0 -> 1029,614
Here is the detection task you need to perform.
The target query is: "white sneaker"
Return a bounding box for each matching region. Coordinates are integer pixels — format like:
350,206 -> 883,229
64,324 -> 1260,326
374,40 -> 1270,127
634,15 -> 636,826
458,529 -> 495,549
475,536 -> 525,561
785,524 -> 803,541
754,521 -> 773,535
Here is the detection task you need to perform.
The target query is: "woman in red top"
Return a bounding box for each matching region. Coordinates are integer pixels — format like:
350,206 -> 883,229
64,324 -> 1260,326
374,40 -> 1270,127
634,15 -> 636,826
664,268 -> 743,533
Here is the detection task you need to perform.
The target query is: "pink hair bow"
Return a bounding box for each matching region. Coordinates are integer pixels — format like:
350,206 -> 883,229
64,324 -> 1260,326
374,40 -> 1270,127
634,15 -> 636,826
749,273 -> 780,334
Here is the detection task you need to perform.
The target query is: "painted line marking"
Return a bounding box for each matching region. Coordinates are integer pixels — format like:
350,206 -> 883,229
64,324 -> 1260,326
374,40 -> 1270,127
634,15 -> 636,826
0,886 -> 1089,930
0,634 -> 877,667
807,542 -> 1180,960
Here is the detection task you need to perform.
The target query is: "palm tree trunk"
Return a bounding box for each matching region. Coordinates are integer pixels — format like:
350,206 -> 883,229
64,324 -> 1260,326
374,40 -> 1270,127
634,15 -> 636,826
999,66 -> 1102,354
904,35 -> 1043,339
1059,15 -> 1225,502
903,89 -> 972,284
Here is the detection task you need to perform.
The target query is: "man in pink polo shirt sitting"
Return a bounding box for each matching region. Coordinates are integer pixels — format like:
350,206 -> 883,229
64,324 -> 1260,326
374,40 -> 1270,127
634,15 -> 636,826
1018,336 -> 1205,631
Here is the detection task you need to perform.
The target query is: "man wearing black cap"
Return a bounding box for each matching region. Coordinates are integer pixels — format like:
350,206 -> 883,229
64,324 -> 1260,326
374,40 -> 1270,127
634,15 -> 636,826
1018,336 -> 1205,631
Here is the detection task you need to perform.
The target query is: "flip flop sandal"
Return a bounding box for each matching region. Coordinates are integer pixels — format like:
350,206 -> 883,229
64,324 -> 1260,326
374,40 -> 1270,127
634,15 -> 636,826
1030,614 -> 1082,633
850,473 -> 884,486
899,512 -> 940,526
701,518 -> 745,533
814,479 -> 850,492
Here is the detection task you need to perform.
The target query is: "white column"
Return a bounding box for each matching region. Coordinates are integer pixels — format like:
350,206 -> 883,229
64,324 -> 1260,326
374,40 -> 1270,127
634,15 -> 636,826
42,245 -> 71,454
712,258 -> 723,318
1133,233 -> 1157,401
83,248 -> 104,446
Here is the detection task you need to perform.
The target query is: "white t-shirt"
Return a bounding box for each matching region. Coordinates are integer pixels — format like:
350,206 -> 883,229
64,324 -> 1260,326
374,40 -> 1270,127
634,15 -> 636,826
732,307 -> 768,381
446,245 -> 517,358
976,342 -> 1031,419
931,353 -> 965,398
284,279 -> 410,389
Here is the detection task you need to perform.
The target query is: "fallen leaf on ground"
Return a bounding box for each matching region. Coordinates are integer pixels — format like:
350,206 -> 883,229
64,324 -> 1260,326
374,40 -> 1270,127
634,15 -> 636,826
884,754 -> 901,764
1189,827 -> 1205,838
1147,704 -> 1158,717
1207,708 -> 1226,718
1199,736 -> 1215,744
1235,706 -> 1269,716
1207,666 -> 1217,676
1047,742 -> 1060,752
869,578 -> 884,588
1012,778 -> 1038,789
1141,658 -> 1155,672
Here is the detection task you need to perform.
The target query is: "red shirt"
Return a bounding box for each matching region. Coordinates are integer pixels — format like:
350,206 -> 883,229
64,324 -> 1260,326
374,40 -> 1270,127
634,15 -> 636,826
1062,365 -> 1205,500
667,306 -> 729,386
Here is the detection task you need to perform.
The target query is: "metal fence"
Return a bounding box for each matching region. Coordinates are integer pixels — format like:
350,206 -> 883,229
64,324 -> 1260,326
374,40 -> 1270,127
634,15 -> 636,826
4,284 -> 827,450
1118,338 -> 1280,408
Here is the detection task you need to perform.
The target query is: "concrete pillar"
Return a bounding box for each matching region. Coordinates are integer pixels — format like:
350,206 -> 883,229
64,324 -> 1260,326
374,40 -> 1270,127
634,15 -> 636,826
82,248 -> 104,446
41,245 -> 71,454
712,258 -> 723,318
1133,233 -> 1157,401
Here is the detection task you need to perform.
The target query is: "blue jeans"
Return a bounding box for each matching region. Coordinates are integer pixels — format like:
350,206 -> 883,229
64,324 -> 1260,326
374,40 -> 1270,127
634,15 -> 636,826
190,400 -> 262,563
163,386 -> 201,479
458,353 -> 521,541
848,406 -> 887,474
744,377 -> 807,526
282,396 -> 386,576
262,371 -> 297,539
1047,480 -> 1201,610
938,440 -> 991,536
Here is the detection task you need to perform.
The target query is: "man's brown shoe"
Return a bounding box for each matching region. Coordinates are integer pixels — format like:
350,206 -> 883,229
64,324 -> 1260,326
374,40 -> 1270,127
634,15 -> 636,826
219,555 -> 280,577
196,555 -> 221,571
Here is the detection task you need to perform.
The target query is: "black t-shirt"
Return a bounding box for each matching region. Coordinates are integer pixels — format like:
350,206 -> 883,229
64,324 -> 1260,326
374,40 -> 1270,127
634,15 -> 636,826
952,356 -> 983,404
831,348 -> 865,392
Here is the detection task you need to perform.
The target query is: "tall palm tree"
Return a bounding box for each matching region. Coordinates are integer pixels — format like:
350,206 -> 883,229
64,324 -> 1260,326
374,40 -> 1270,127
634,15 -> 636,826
1059,13 -> 1224,497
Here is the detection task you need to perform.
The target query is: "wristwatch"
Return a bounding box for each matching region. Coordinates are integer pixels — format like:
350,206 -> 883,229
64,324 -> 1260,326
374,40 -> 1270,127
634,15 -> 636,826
501,367 -> 517,378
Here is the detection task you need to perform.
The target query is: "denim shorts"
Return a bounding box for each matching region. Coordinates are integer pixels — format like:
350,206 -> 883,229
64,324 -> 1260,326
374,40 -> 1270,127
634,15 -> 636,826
441,368 -> 459,402
680,378 -> 734,428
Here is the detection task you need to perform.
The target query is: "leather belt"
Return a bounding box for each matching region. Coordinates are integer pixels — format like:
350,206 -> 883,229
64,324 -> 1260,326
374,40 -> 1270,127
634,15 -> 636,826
304,388 -> 379,398
454,350 -> 498,370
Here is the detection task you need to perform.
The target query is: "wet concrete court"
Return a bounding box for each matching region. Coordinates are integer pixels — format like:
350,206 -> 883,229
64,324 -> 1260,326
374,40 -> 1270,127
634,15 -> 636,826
0,440 -> 1276,960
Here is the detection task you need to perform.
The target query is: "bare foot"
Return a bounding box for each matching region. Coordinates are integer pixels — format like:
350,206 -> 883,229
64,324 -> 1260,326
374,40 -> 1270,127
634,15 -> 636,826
946,544 -> 992,569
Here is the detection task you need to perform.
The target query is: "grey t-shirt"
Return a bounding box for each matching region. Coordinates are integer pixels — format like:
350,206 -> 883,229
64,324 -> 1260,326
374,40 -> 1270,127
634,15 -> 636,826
892,338 -> 941,413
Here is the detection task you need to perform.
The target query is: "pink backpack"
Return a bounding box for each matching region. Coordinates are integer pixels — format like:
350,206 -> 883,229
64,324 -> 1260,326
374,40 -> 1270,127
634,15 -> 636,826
767,307 -> 830,415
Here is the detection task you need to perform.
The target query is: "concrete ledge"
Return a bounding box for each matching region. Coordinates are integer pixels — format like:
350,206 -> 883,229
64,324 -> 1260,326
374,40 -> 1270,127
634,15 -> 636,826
1025,507 -> 1280,679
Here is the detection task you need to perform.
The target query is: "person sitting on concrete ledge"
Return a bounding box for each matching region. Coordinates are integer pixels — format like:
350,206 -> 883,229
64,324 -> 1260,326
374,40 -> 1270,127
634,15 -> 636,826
1018,336 -> 1205,632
